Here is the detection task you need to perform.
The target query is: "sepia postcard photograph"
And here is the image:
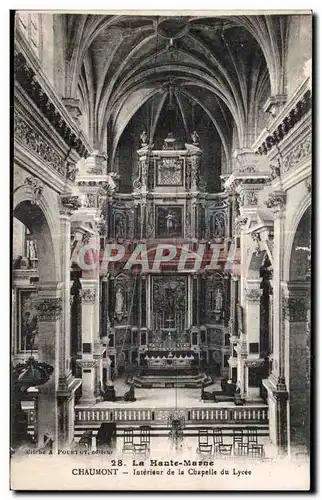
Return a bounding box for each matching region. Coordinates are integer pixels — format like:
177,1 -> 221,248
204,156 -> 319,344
10,9 -> 313,491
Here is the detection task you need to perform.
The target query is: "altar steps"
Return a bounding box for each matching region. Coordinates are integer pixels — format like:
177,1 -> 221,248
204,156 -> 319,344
128,372 -> 213,388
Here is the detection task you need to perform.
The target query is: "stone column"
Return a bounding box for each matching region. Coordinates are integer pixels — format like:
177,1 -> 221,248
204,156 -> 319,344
79,279 -> 99,404
228,277 -> 239,379
59,194 -> 82,388
34,283 -> 62,449
244,279 -> 262,399
283,282 -> 310,455
235,335 -> 247,397
265,193 -> 287,385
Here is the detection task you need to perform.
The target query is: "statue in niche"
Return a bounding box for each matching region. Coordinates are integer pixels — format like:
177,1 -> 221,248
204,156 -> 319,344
114,285 -> 125,322
213,213 -> 225,240
191,130 -> 200,146
215,288 -> 223,311
156,206 -> 182,238
22,311 -> 38,351
27,240 -> 37,267
115,213 -> 125,239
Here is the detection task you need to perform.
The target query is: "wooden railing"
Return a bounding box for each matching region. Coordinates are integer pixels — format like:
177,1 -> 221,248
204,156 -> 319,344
74,406 -> 268,425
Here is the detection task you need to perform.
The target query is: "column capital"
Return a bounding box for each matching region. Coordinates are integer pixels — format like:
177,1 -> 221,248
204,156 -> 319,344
264,191 -> 286,213
34,297 -> 63,321
244,288 -> 263,303
80,288 -> 97,304
60,194 -> 82,215
76,359 -> 96,369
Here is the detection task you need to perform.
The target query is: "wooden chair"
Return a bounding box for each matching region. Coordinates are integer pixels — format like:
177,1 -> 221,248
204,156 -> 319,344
133,443 -> 149,459
122,428 -> 134,454
233,429 -> 243,449
198,429 -> 210,445
246,428 -> 258,444
140,426 -> 151,450
236,442 -> 249,457
217,444 -> 233,456
197,443 -> 213,458
213,428 -> 223,450
249,444 -> 265,458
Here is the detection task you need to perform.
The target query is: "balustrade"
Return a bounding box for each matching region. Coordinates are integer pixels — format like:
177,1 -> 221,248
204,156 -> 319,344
72,406 -> 268,425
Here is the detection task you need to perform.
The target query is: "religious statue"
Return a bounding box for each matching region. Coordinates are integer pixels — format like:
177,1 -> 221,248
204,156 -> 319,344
214,213 -> 225,239
140,130 -> 148,147
166,211 -> 180,234
22,311 -> 38,351
28,240 -> 37,267
191,130 -> 200,146
114,286 -> 124,321
115,214 -> 125,239
215,288 -> 223,311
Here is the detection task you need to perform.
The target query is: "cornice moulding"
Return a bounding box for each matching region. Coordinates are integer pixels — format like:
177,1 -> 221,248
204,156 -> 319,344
252,77 -> 311,152
14,35 -> 92,158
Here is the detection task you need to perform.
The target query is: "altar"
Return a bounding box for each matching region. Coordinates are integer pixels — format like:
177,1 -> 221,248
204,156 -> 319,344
144,350 -> 195,370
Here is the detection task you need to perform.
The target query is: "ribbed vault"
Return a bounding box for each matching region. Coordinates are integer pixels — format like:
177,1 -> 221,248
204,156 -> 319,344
62,14 -> 289,167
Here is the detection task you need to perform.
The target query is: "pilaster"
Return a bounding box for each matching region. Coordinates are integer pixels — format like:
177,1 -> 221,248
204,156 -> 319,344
33,283 -> 62,449
264,192 -> 287,382
282,281 -> 310,455
244,279 -> 263,399
79,278 -> 100,404
59,194 -> 82,388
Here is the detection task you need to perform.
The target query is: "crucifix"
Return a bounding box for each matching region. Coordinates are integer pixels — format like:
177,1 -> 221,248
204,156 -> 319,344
165,317 -> 175,330
165,317 -> 175,349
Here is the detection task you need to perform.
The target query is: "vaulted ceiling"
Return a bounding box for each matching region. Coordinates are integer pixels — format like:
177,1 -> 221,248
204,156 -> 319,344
63,14 -> 289,165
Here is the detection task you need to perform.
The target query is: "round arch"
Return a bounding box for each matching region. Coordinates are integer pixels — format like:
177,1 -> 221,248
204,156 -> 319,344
283,192 -> 311,282
13,183 -> 61,284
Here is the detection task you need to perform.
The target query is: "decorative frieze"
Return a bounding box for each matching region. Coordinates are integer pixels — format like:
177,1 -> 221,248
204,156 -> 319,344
244,289 -> 262,302
257,89 -> 312,155
14,49 -> 89,158
15,115 -> 66,176
282,295 -> 310,322
24,176 -> 44,205
34,298 -> 62,321
81,289 -> 97,303
239,191 -> 258,207
283,136 -> 311,173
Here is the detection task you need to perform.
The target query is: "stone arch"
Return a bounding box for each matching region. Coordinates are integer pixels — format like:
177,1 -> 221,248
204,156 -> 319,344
13,182 -> 61,283
283,192 -> 311,282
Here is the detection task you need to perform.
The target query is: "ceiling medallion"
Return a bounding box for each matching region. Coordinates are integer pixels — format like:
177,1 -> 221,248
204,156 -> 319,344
157,17 -> 189,40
